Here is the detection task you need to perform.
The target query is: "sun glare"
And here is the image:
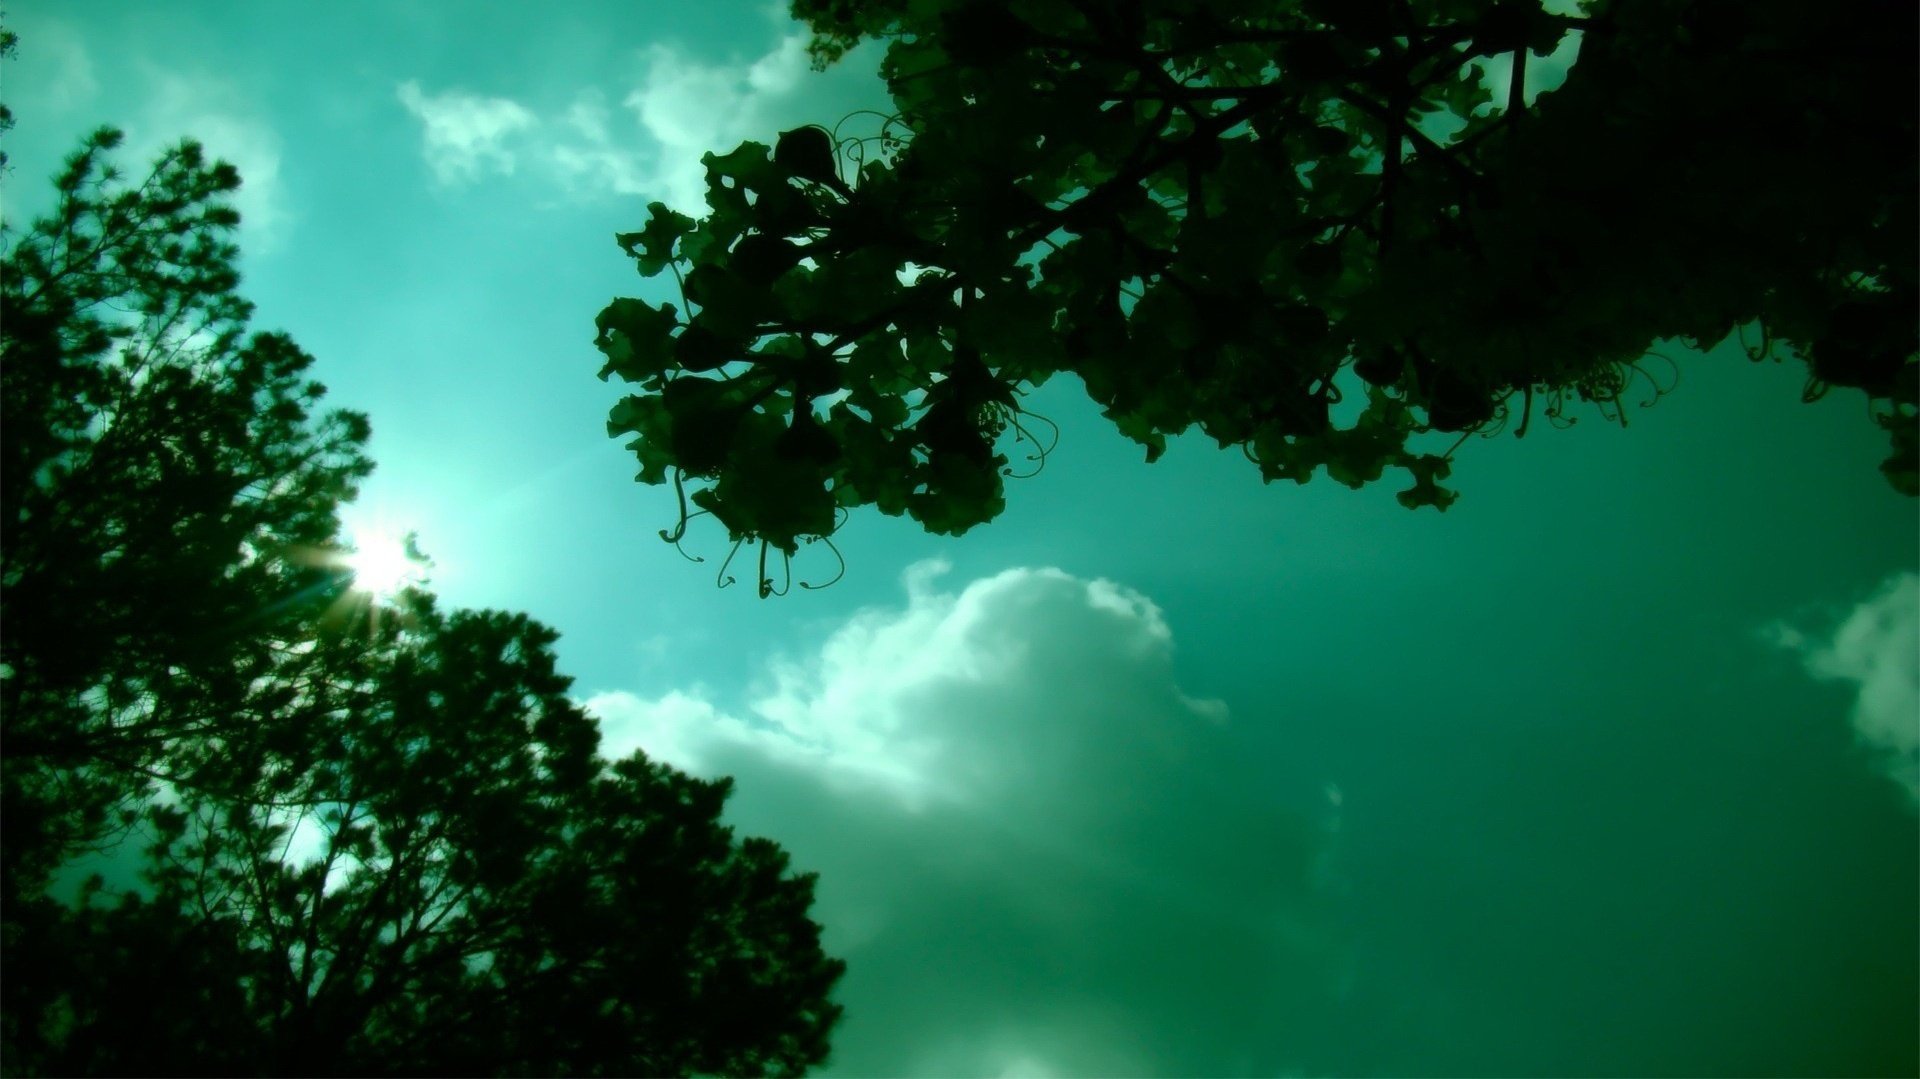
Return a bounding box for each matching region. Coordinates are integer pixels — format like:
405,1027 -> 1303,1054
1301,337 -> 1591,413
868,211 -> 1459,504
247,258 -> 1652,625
341,529 -> 421,599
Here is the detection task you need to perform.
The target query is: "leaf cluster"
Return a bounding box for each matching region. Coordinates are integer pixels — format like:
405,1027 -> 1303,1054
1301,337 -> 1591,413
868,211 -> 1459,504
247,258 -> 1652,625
600,0 -> 1917,580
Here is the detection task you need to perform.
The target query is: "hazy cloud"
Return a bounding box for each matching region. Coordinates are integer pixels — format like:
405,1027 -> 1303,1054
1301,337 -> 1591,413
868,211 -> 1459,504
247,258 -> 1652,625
128,71 -> 290,253
585,562 -> 1345,1076
607,32 -> 817,211
1769,572 -> 1920,804
546,90 -> 651,196
395,80 -> 538,185
537,30 -> 832,211
397,28 -> 879,212
12,17 -> 99,112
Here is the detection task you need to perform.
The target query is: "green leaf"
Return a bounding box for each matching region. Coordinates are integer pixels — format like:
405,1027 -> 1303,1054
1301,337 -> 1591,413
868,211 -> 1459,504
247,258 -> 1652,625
775,126 -> 841,187
594,298 -> 681,383
684,264 -> 769,340
1108,407 -> 1168,463
908,452 -> 1006,536
1396,454 -> 1460,510
618,202 -> 697,277
702,140 -> 782,194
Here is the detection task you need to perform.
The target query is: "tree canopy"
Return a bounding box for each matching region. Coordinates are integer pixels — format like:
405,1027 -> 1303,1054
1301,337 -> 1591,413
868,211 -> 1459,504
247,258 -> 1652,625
4,598 -> 844,1077
595,0 -> 1917,593
2,124 -> 375,898
1,105 -> 844,1074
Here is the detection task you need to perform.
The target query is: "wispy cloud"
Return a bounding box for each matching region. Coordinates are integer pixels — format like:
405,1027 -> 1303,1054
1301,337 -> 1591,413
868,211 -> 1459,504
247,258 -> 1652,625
17,17 -> 100,112
1769,572 -> 1920,805
395,29 -> 879,213
605,32 -> 818,211
584,562 -> 1345,1076
132,71 -> 291,253
544,90 -> 650,196
394,80 -> 538,185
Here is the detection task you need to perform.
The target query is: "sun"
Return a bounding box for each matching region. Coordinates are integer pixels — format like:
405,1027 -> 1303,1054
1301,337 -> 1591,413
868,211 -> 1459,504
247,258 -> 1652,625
340,528 -> 423,600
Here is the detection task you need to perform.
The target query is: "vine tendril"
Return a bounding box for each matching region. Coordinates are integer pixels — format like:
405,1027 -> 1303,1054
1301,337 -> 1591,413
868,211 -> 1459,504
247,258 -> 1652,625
799,535 -> 846,591
671,510 -> 713,563
659,467 -> 693,544
759,541 -> 792,598
715,536 -> 746,590
998,405 -> 1061,479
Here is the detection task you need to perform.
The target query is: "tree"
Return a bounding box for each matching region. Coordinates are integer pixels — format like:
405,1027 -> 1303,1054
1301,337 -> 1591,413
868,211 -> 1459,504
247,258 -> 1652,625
4,598 -> 845,1077
1,124 -> 374,902
2,111 -> 845,1073
594,0 -> 1917,591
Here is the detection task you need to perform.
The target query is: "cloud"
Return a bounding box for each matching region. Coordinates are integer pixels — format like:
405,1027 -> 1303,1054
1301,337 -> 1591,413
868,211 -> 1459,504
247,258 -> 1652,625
1769,572 -> 1920,804
394,80 -> 538,185
539,30 -> 847,212
607,32 -> 818,211
545,91 -> 650,196
584,562 -> 1346,1076
15,18 -> 99,112
396,28 -> 881,213
130,72 -> 290,253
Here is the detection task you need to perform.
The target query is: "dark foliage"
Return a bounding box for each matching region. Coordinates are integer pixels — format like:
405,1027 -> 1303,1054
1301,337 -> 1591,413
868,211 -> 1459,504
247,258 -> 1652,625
4,601 -> 844,1077
597,0 -> 1917,590
1,124 -> 374,899
1,104 -> 843,1075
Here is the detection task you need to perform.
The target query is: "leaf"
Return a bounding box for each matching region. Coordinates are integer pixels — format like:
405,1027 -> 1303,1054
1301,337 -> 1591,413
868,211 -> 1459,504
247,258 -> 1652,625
1108,408 -> 1168,463
1396,454 -> 1460,510
618,203 -> 697,277
594,298 -> 680,383
661,376 -> 749,477
703,140 -> 782,193
775,126 -> 841,188
606,394 -> 675,484
730,233 -> 806,285
683,264 -> 767,340
908,451 -> 1006,536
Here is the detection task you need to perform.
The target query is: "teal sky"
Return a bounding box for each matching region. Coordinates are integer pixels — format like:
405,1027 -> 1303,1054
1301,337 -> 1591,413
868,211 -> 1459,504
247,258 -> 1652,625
5,3 -> 1916,1074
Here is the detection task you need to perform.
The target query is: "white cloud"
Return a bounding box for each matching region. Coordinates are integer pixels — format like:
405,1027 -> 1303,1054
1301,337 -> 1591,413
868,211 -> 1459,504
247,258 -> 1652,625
546,89 -> 651,197
1769,572 -> 1920,804
599,31 -> 821,211
583,562 -> 1345,1076
394,80 -> 538,185
395,29 -> 880,213
130,71 -> 290,253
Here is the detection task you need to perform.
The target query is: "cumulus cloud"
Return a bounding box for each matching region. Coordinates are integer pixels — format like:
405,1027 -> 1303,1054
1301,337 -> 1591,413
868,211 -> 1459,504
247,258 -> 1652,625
584,562 -> 1346,1076
394,80 -> 538,185
1769,572 -> 1920,804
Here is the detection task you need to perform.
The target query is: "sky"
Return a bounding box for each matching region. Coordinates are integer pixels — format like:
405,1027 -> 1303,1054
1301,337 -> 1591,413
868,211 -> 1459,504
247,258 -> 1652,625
4,2 -> 1917,1075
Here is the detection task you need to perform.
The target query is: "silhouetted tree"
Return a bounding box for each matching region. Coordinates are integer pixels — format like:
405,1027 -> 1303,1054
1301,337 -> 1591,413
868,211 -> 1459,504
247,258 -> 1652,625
2,100 -> 844,1074
1,124 -> 374,902
5,598 -> 844,1077
595,0 -> 1916,590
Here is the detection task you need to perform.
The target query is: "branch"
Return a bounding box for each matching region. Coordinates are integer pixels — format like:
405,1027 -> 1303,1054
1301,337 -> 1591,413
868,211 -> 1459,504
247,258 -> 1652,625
1506,48 -> 1527,117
